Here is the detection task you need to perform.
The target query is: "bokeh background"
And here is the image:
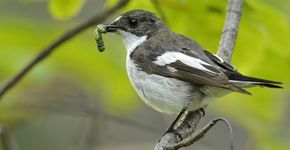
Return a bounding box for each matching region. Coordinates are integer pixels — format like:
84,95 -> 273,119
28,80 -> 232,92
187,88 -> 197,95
0,0 -> 289,150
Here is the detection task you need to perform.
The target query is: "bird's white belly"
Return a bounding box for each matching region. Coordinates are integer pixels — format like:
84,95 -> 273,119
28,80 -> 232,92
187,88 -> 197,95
120,32 -> 223,114
126,58 -> 202,114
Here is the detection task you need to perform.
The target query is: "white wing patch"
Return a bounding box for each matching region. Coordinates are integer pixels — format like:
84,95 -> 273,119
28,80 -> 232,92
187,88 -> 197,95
213,54 -> 224,63
113,16 -> 122,22
213,54 -> 236,70
154,52 -> 217,73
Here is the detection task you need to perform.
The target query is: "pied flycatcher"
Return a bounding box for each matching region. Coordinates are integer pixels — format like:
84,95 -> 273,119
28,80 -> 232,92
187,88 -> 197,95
98,9 -> 282,132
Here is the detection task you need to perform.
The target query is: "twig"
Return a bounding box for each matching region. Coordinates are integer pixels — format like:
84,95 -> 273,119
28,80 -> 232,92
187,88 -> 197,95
154,109 -> 204,150
217,0 -> 243,63
0,0 -> 130,100
165,118 -> 234,150
0,126 -> 18,150
154,0 -> 243,149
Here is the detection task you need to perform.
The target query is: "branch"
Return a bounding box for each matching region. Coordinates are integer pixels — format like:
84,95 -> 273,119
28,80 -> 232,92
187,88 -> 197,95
0,0 -> 130,100
164,118 -> 233,150
217,0 -> 243,63
154,109 -> 204,150
154,0 -> 243,149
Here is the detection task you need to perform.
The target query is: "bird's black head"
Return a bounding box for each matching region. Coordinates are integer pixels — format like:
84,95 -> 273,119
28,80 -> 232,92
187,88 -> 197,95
106,9 -> 167,38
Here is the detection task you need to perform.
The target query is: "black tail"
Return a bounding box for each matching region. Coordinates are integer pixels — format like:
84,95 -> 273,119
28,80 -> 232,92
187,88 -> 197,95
228,74 -> 283,88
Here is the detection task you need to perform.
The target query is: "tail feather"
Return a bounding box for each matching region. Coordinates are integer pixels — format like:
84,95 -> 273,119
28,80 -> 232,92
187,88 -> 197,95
228,75 -> 283,89
255,83 -> 283,88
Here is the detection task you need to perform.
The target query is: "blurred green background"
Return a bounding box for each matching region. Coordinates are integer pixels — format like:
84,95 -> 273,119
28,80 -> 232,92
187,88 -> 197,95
0,0 -> 289,150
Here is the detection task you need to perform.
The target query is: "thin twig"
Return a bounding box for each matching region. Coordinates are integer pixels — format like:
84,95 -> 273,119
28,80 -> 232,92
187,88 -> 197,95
165,118 -> 234,150
0,0 -> 130,100
154,0 -> 243,149
217,0 -> 243,63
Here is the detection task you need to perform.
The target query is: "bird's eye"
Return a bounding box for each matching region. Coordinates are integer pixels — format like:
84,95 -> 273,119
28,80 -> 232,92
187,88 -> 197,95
149,19 -> 155,23
128,18 -> 138,27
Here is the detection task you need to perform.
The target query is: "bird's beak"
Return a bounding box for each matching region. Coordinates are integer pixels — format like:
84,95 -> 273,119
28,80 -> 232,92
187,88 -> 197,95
105,25 -> 122,32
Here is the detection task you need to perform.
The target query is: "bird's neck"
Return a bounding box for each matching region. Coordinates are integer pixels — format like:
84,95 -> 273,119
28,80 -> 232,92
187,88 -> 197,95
119,31 -> 147,55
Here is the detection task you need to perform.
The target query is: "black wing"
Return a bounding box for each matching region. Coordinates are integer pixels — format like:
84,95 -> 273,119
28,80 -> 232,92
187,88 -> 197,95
131,31 -> 251,94
203,50 -> 282,88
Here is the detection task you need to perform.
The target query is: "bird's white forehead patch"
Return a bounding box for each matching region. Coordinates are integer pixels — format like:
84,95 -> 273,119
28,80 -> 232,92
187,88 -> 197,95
154,52 -> 217,73
113,16 -> 122,22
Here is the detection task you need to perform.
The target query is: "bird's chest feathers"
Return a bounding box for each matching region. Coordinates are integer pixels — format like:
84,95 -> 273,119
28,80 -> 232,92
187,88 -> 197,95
121,31 -> 199,114
126,56 -> 193,114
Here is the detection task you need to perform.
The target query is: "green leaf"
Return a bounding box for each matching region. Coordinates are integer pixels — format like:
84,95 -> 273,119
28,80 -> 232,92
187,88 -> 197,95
48,0 -> 86,20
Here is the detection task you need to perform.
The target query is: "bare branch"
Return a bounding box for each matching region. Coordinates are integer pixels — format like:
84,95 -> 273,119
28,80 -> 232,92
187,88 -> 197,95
217,0 -> 243,63
154,109 -> 204,150
165,118 -> 234,150
0,0 -> 130,100
154,0 -> 243,149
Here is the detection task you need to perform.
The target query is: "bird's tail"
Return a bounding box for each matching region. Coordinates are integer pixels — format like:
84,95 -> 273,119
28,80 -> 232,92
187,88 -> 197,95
229,75 -> 283,88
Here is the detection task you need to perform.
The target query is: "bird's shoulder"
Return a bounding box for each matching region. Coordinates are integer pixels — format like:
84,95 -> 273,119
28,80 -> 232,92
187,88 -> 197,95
134,31 -> 209,60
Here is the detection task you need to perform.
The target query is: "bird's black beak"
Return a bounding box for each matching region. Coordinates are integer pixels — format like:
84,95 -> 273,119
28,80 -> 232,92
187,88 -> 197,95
105,25 -> 122,32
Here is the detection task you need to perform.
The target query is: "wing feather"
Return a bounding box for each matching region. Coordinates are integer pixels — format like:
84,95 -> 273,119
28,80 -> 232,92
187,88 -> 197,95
131,31 -> 251,95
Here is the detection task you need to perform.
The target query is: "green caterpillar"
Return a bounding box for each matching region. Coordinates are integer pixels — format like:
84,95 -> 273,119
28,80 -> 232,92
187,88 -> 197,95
95,24 -> 107,52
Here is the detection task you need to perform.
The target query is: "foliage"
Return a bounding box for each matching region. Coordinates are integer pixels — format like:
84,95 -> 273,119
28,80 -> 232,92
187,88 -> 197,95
0,0 -> 289,149
48,0 -> 86,20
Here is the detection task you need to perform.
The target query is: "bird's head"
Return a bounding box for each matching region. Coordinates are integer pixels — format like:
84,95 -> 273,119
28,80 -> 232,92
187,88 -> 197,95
106,9 -> 167,38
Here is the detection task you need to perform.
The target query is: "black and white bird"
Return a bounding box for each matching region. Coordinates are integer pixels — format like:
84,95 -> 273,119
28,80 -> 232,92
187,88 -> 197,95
102,9 -> 282,131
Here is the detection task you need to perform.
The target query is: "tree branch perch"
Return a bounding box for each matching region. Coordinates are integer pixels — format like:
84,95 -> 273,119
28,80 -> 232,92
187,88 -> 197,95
164,118 -> 233,150
154,0 -> 243,149
217,0 -> 243,63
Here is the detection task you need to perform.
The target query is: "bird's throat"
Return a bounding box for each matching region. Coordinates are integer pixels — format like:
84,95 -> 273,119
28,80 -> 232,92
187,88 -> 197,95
119,31 -> 147,55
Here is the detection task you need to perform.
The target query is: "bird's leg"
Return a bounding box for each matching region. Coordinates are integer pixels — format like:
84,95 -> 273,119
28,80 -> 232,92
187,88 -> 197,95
159,108 -> 206,142
165,117 -> 234,150
163,108 -> 187,136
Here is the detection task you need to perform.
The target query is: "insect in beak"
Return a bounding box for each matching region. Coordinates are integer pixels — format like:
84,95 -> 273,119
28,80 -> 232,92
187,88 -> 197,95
94,24 -> 121,52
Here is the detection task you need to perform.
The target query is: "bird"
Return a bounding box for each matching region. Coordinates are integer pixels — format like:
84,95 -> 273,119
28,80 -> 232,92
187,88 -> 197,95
101,9 -> 282,133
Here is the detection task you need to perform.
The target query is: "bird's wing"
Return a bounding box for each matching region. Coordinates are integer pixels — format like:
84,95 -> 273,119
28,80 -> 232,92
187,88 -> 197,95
202,50 -> 237,72
203,50 -> 282,88
131,32 -> 250,95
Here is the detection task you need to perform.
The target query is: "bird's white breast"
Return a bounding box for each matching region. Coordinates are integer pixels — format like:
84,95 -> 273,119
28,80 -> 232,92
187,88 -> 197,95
119,31 -> 147,54
126,58 -> 195,114
118,31 -> 226,114
118,31 -> 200,114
